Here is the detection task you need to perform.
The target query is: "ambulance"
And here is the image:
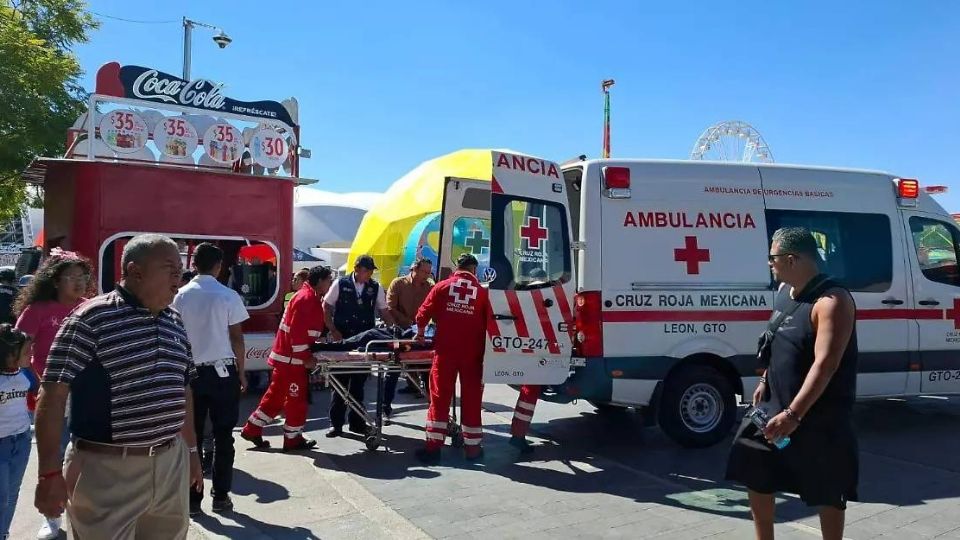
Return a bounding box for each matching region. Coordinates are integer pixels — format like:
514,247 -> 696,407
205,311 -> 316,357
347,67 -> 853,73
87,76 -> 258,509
441,152 -> 960,448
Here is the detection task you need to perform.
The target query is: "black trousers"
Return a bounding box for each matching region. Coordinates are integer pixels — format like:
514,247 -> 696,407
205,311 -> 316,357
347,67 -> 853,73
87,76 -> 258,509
191,363 -> 240,503
329,373 -> 367,430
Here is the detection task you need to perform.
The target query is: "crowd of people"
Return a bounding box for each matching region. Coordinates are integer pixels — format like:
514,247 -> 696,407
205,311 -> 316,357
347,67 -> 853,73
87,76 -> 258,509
0,226 -> 860,540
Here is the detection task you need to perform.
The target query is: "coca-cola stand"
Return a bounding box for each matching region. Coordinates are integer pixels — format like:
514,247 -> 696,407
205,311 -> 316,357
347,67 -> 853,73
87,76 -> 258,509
20,61 -> 315,385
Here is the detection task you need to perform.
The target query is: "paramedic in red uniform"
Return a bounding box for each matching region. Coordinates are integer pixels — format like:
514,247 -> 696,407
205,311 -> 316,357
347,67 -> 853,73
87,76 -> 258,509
509,385 -> 540,454
414,253 -> 490,463
240,266 -> 334,451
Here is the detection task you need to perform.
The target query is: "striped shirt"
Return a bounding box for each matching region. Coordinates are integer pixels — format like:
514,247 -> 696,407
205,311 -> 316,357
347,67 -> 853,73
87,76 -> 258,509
44,286 -> 196,446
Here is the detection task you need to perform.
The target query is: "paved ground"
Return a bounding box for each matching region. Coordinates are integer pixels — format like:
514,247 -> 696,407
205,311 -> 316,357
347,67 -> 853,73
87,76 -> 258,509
10,380 -> 960,539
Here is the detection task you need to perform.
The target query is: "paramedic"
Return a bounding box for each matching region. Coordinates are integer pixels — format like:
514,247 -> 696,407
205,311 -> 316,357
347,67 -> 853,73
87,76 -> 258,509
323,255 -> 397,437
414,253 -> 490,463
383,257 -> 434,414
726,227 -> 858,540
240,265 -> 334,451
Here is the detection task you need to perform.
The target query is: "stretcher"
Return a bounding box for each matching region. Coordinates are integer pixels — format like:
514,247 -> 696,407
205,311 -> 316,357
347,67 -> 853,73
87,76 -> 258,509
311,339 -> 462,450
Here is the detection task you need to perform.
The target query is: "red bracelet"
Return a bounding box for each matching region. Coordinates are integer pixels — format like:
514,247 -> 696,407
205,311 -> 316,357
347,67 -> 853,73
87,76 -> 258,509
38,469 -> 62,481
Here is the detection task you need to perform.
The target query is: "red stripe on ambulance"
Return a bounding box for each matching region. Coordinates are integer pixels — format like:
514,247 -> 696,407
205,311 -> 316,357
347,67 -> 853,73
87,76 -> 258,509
504,291 -> 535,353
602,308 -> 945,323
552,284 -> 575,341
530,289 -> 561,354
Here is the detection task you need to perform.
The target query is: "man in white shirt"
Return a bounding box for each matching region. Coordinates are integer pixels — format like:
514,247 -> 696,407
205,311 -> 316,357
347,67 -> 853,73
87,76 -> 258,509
172,243 -> 249,516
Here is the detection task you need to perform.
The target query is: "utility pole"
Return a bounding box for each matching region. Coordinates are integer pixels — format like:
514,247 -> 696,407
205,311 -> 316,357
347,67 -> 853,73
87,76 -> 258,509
601,79 -> 615,158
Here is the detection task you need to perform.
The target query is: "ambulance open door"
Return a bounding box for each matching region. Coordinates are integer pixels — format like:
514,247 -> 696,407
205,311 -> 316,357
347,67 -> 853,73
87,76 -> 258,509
436,178 -> 491,282
481,152 -> 575,384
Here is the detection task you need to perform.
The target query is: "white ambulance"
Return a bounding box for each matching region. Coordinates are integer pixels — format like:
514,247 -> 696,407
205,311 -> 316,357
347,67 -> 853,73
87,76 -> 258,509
438,152 -> 960,448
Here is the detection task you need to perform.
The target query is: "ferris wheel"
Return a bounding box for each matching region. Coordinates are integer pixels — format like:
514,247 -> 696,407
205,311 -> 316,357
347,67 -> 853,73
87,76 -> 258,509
690,120 -> 774,163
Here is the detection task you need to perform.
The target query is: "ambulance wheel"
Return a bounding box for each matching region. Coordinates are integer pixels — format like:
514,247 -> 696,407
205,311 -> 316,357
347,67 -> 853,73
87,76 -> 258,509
365,435 -> 381,451
658,365 -> 736,448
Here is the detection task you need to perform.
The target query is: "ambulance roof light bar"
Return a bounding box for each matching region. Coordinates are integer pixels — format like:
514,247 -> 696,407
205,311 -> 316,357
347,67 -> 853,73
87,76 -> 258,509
924,185 -> 948,195
602,166 -> 631,199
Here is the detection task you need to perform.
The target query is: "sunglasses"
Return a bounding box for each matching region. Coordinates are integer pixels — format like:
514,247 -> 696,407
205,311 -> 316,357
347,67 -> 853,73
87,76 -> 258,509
768,253 -> 795,263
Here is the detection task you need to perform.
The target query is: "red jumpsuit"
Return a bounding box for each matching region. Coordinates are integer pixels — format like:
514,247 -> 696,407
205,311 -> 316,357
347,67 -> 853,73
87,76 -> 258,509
242,283 -> 324,448
416,270 -> 490,456
511,385 -> 540,439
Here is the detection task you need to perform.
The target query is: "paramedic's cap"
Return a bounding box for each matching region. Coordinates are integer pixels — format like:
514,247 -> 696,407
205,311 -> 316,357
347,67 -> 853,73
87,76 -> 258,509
355,255 -> 378,270
457,253 -> 479,269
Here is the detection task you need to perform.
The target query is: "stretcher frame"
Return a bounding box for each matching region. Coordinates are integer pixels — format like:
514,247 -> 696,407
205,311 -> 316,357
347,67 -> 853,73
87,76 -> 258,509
311,339 -> 461,450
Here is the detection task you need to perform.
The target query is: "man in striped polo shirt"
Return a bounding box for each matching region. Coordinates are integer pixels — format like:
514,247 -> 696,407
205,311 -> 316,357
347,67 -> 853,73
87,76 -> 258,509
33,234 -> 202,539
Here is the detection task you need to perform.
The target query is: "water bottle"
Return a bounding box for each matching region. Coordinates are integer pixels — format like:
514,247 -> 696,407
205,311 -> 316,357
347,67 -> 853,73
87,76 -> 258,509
747,407 -> 791,450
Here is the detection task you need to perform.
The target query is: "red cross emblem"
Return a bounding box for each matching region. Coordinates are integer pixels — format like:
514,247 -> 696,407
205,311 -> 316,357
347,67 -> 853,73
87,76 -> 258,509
674,236 -> 711,275
520,217 -> 549,250
450,279 -> 478,305
946,298 -> 960,329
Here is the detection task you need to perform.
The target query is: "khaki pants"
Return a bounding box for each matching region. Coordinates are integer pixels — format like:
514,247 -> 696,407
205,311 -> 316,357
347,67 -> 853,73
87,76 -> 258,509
65,437 -> 189,540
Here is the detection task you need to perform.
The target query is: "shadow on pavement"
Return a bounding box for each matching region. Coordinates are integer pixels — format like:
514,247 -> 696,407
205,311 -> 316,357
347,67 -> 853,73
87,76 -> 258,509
192,510 -> 320,539
231,469 -> 290,504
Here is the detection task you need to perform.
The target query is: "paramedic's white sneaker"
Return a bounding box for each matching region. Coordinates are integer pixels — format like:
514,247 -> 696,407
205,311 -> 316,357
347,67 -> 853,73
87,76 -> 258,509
37,517 -> 62,540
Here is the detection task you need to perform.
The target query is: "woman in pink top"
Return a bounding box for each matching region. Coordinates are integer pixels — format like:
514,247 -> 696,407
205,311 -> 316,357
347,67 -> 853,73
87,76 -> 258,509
13,248 -> 92,540
15,249 -> 93,383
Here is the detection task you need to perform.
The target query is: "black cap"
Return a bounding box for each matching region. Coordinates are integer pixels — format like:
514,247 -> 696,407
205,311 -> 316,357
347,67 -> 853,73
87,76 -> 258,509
456,253 -> 479,269
355,255 -> 377,270
0,268 -> 14,283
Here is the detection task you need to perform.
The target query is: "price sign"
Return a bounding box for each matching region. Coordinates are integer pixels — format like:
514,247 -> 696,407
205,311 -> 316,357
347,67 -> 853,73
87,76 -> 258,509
99,110 -> 148,153
202,123 -> 244,164
250,128 -> 288,169
153,117 -> 199,158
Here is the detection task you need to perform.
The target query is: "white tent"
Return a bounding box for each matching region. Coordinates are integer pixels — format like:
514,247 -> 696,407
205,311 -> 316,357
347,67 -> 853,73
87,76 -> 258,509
292,188 -> 382,267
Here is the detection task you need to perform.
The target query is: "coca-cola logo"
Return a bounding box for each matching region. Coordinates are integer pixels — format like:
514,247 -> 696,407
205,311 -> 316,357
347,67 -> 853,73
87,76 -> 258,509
104,64 -> 297,127
132,69 -> 227,110
246,347 -> 269,360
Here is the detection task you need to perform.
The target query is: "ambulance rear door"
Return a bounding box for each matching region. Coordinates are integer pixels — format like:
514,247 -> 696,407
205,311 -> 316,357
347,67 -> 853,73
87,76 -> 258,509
436,177 -> 491,282
483,152 -> 575,384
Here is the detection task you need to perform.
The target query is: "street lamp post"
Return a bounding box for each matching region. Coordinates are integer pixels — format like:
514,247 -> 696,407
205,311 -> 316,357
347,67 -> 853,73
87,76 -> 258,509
182,17 -> 231,80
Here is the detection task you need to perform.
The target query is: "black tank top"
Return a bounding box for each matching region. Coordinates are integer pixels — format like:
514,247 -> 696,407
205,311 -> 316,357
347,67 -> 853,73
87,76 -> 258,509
767,275 -> 858,421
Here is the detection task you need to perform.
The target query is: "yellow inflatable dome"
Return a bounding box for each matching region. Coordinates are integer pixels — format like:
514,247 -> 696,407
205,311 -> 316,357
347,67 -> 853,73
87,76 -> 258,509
348,148 -> 518,284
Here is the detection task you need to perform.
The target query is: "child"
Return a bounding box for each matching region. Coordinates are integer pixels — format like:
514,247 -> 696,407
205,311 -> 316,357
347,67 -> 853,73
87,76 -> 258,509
0,324 -> 38,539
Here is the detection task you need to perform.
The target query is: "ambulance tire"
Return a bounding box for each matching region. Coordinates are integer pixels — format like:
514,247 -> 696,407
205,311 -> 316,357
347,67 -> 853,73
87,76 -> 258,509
658,365 -> 736,448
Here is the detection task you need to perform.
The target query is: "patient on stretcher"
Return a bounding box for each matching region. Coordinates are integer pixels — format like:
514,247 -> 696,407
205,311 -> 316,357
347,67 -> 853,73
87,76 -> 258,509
310,324 -> 434,353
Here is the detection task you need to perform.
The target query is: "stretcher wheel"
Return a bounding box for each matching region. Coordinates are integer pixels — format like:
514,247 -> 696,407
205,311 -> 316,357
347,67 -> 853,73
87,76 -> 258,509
448,423 -> 464,448
364,435 -> 381,451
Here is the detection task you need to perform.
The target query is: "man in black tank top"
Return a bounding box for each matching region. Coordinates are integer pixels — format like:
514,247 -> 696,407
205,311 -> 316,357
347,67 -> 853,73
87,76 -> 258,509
726,227 -> 858,540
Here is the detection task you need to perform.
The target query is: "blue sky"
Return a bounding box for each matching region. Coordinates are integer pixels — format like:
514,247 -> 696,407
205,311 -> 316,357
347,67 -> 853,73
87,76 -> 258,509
76,1 -> 960,208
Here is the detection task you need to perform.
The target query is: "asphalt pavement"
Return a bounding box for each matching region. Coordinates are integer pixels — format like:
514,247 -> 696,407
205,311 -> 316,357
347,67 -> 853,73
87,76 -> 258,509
10,379 -> 960,539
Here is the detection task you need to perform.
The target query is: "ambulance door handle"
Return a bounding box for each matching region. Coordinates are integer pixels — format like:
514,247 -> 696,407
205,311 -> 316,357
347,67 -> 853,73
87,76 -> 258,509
918,299 -> 940,306
494,314 -> 517,321
881,298 -> 904,306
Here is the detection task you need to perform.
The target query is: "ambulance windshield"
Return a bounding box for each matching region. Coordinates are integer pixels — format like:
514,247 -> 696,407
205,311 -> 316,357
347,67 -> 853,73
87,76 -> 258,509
490,197 -> 571,290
